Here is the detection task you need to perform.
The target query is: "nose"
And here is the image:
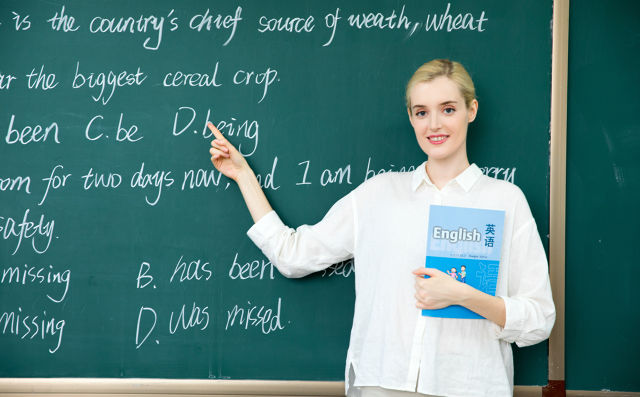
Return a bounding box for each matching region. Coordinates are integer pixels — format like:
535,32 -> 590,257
428,113 -> 441,131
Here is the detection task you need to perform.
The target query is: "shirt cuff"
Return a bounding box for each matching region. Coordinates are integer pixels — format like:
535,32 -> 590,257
246,210 -> 285,247
494,296 -> 524,343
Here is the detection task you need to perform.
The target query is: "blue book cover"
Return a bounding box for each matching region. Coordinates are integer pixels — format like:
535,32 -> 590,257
422,205 -> 505,319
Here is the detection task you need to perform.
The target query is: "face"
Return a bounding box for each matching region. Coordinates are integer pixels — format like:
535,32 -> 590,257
408,76 -> 478,165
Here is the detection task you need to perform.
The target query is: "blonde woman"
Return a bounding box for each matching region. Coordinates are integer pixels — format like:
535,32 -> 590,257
208,59 -> 555,397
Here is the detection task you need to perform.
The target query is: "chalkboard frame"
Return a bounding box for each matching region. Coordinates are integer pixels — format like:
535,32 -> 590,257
0,378 -> 548,396
547,0 -> 568,393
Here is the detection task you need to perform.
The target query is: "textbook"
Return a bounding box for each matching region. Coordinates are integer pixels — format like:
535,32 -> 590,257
422,205 -> 505,319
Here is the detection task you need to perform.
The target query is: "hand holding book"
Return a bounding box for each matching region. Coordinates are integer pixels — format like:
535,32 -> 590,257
413,266 -> 506,328
413,267 -> 470,310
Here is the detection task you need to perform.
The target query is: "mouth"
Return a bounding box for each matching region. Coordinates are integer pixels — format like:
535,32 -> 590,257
427,135 -> 449,144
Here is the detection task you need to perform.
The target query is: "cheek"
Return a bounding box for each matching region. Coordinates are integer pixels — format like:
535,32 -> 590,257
411,118 -> 427,131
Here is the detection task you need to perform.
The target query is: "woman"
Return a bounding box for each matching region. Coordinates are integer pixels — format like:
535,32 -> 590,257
208,59 -> 555,397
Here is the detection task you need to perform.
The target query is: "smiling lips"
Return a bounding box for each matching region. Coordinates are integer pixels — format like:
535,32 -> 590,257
428,135 -> 449,144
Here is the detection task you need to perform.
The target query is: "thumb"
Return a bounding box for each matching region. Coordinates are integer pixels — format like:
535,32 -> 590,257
207,122 -> 226,142
412,267 -> 441,277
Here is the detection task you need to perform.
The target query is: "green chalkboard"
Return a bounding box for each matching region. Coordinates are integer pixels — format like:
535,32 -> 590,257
0,0 -> 551,384
566,0 -> 640,392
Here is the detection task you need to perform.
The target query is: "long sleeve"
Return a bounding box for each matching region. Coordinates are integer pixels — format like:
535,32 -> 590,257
496,193 -> 556,347
246,192 -> 356,278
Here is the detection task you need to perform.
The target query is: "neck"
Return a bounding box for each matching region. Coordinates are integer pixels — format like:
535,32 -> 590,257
425,156 -> 470,190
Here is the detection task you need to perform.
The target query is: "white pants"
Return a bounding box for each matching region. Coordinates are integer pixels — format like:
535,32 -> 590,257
346,365 -> 440,397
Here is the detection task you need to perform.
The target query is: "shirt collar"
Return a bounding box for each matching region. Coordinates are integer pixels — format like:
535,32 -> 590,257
411,161 -> 483,192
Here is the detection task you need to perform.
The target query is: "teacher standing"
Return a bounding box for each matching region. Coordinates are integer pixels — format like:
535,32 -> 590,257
208,59 -> 555,397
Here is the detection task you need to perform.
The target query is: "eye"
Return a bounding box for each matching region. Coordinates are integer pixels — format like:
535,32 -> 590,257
415,110 -> 426,117
443,107 -> 455,114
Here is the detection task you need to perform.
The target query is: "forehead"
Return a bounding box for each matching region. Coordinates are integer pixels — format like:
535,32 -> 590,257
409,76 -> 463,106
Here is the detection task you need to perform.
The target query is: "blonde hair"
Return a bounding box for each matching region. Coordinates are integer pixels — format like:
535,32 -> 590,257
405,59 -> 476,110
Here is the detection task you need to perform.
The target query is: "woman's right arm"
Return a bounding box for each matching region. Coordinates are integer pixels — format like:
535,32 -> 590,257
207,122 -> 355,278
207,122 -> 273,223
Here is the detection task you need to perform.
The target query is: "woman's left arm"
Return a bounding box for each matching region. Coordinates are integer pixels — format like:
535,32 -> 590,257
414,192 -> 555,347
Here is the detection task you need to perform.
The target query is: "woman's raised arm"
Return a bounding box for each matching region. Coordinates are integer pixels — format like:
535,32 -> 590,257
207,122 -> 273,223
208,121 -> 355,278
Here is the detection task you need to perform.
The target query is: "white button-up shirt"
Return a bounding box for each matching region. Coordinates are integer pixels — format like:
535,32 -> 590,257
247,162 -> 555,397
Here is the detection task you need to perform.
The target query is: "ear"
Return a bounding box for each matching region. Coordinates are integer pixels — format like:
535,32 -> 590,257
407,107 -> 414,126
467,99 -> 478,123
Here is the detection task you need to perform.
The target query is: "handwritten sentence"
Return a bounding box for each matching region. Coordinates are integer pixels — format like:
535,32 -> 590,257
4,4 -> 487,50
0,157 -> 428,212
0,62 -> 278,105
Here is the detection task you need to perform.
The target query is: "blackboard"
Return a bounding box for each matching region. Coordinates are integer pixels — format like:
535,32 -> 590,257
566,0 -> 640,392
0,0 -> 551,384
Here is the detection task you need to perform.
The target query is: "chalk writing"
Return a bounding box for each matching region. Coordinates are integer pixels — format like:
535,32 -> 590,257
257,15 -> 315,33
321,259 -> 354,278
347,6 -> 412,30
232,66 -> 279,103
170,256 -> 213,283
169,302 -> 210,334
135,306 -> 157,349
84,113 -> 142,142
254,157 -> 280,191
47,5 -> 79,32
137,261 -> 154,289
129,162 -> 174,206
39,165 -> 71,205
228,253 -> 274,280
423,3 -> 488,32
5,115 -> 60,145
0,72 -> 16,90
172,107 -> 260,156
181,168 -> 223,190
322,8 -> 341,46
135,302 -> 211,349
162,63 -> 222,87
295,160 -> 353,186
479,166 -> 516,183
0,209 -> 55,255
0,174 -> 31,194
26,65 -> 58,90
71,62 -> 147,105
0,308 -> 65,353
321,164 -> 352,186
81,168 -> 122,190
225,297 -> 285,335
12,12 -> 30,31
88,9 -> 177,51
363,157 -> 416,181
188,7 -> 242,46
1,264 -> 71,303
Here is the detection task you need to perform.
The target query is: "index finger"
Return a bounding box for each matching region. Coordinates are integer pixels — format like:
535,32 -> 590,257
412,267 -> 441,277
207,122 -> 226,141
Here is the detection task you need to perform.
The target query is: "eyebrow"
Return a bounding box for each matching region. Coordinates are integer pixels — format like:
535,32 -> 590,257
412,101 -> 458,110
